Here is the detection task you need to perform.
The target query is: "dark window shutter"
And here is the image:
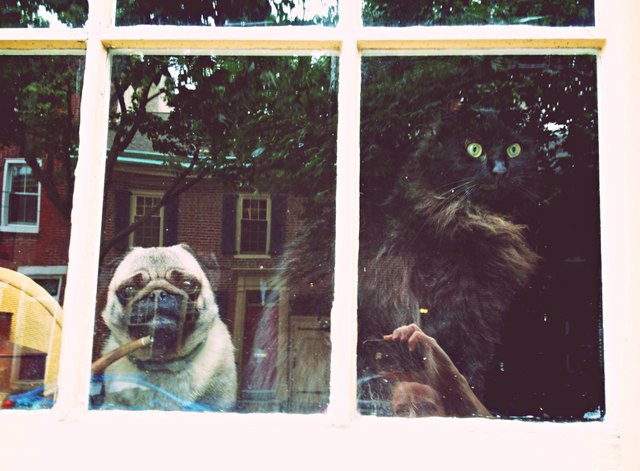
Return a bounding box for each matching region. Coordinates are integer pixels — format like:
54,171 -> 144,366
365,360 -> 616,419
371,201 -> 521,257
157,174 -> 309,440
215,291 -> 231,326
270,194 -> 287,255
163,194 -> 179,246
113,189 -> 132,251
221,194 -> 238,255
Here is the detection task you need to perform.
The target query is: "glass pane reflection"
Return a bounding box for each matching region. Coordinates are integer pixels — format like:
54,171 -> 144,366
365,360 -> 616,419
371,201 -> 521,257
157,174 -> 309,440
358,56 -> 603,420
92,55 -> 336,412
0,2 -> 87,28
0,56 -> 84,410
116,0 -> 338,26
362,0 -> 595,26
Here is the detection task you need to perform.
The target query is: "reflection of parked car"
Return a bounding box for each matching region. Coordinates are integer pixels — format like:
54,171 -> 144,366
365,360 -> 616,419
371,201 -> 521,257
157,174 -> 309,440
0,268 -> 63,402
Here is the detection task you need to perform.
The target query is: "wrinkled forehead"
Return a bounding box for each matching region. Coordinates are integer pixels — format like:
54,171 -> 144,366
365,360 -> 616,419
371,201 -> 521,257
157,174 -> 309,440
113,246 -> 204,282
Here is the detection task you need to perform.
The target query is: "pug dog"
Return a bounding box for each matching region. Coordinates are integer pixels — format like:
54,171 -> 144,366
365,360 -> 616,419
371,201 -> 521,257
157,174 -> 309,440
99,244 -> 237,410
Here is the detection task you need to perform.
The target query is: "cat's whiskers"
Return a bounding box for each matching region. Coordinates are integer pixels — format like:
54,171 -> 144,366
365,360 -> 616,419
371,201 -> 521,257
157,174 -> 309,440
437,180 -> 476,201
433,177 -> 472,195
446,182 -> 478,205
509,173 -> 542,201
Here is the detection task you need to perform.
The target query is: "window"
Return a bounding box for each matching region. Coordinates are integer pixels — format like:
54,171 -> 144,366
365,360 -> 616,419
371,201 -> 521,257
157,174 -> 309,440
129,192 -> 164,248
1,2 -> 639,470
358,54 -> 602,420
0,53 -> 80,412
1,159 -> 40,232
17,266 -> 67,302
237,195 -> 270,255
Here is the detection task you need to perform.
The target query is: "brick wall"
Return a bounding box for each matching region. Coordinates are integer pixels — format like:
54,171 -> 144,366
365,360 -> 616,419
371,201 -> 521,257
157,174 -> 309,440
0,148 -> 71,270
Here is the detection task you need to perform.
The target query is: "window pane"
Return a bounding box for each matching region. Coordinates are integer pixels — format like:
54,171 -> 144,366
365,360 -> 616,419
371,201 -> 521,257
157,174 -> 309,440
240,219 -> 268,253
8,192 -> 38,224
0,56 -> 83,410
358,55 -> 602,420
93,54 -> 337,413
116,0 -> 338,26
0,2 -> 87,28
362,1 -> 595,26
31,278 -> 62,300
240,197 -> 269,254
132,195 -> 163,247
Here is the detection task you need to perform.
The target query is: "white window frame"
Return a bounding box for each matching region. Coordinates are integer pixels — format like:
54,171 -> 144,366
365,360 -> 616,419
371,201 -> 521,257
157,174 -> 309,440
235,193 -> 272,257
0,2 -> 639,470
128,190 -> 164,248
0,158 -> 41,233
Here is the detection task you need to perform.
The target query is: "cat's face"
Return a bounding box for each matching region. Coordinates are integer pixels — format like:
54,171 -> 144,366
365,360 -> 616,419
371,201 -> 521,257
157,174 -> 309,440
420,111 -> 540,214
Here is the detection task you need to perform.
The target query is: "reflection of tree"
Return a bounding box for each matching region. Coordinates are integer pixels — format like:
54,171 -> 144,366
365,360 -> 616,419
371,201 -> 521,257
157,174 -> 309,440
114,0 -> 337,26
2,1 -> 597,260
102,54 -> 336,260
358,56 -> 601,419
361,56 -> 598,217
363,0 -> 594,26
0,56 -> 83,222
0,0 -> 337,27
1,51 -> 337,260
0,1 -> 88,27
3,0 -> 602,418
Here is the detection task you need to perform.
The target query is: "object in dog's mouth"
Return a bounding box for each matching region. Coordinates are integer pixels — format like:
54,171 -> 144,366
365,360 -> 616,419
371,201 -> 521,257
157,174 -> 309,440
91,336 -> 153,376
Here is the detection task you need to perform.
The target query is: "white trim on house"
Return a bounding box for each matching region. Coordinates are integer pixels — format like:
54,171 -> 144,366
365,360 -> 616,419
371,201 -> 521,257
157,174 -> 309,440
0,1 -> 638,470
0,158 -> 41,233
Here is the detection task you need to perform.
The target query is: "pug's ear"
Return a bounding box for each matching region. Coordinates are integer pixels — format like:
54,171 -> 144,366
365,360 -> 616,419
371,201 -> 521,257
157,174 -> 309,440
175,243 -> 220,289
178,242 -> 194,254
200,251 -> 220,289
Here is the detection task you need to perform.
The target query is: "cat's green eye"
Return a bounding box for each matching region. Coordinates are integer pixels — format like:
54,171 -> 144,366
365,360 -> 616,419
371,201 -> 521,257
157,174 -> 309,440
507,143 -> 522,158
466,142 -> 483,158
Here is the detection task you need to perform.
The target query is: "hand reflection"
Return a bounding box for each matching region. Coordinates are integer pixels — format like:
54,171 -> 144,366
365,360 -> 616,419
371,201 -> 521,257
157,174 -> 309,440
382,324 -> 491,418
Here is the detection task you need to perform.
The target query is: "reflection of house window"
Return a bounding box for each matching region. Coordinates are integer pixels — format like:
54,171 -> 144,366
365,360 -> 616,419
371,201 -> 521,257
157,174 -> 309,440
221,194 -> 286,258
31,277 -> 63,302
17,266 -> 67,302
1,159 -> 40,233
129,192 -> 164,248
237,195 -> 271,255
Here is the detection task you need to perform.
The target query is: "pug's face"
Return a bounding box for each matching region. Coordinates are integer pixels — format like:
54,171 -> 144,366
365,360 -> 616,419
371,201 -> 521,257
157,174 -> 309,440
102,244 -> 219,362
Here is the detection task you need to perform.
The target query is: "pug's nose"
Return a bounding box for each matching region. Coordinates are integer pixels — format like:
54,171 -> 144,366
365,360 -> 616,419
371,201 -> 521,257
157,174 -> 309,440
148,290 -> 168,301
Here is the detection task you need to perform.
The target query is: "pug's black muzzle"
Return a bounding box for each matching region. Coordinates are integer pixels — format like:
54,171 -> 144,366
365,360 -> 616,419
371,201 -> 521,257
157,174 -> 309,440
125,289 -> 199,359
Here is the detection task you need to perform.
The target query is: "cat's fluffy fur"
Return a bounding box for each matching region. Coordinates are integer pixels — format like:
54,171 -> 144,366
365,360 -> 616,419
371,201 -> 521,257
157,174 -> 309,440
358,109 -> 540,396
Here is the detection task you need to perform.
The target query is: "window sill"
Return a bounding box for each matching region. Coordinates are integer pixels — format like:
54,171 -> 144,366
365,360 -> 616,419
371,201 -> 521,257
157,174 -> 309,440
233,254 -> 272,260
0,224 -> 39,234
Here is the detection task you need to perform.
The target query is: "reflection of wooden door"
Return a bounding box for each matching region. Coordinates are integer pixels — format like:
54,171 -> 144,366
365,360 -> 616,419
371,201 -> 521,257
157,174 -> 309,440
289,316 -> 330,413
239,290 -> 279,410
240,304 -> 278,391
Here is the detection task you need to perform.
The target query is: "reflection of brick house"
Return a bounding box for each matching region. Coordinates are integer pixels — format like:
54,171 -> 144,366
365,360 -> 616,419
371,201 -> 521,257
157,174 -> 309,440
1,138 -> 330,413
0,147 -> 71,302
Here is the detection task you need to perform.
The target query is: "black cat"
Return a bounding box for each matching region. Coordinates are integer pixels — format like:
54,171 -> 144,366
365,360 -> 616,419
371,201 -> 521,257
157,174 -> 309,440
357,108 -> 541,406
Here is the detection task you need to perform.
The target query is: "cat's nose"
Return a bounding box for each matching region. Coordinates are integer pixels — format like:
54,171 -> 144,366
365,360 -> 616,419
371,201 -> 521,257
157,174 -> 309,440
491,160 -> 508,175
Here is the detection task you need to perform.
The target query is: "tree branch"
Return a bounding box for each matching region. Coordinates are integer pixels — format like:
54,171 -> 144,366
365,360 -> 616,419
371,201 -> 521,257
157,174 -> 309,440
23,153 -> 71,220
99,148 -> 212,262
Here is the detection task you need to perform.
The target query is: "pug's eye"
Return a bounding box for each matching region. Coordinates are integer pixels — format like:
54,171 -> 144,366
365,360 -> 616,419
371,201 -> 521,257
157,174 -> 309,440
182,278 -> 199,292
466,142 -> 483,158
507,143 -> 522,158
116,284 -> 137,303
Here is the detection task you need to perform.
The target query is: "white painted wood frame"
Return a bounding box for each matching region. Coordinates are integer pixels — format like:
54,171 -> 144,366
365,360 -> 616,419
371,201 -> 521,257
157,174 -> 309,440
0,1 -> 638,469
